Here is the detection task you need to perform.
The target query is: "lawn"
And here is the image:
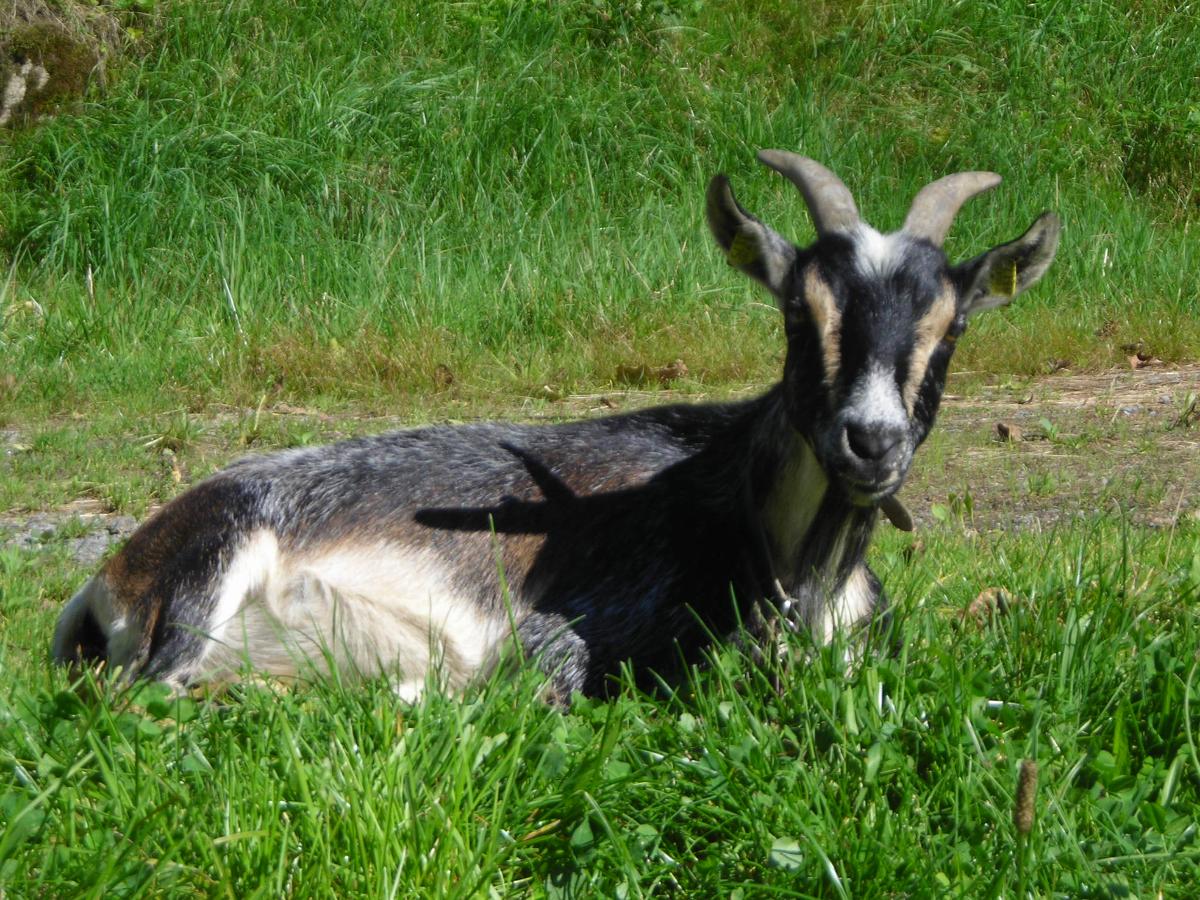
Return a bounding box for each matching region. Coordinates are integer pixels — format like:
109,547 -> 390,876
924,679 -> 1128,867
2,0 -> 1199,895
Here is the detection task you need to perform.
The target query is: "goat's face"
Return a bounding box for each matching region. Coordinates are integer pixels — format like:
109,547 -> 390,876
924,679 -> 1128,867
783,231 -> 958,502
708,152 -> 1060,505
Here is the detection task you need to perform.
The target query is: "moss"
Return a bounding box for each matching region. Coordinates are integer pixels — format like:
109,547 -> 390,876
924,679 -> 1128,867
3,23 -> 96,120
1,1 -> 126,127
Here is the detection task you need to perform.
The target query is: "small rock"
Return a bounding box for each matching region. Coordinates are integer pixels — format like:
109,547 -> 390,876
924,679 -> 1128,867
68,516 -> 137,566
1,513 -> 138,566
69,534 -> 115,567
962,587 -> 1027,624
995,422 -> 1023,442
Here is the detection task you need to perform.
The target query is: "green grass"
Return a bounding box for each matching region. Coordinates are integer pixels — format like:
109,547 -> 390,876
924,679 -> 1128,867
1,519 -> 1198,896
2,0 -> 1199,418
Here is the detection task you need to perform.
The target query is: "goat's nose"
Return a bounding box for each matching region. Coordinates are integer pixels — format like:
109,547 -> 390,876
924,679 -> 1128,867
845,422 -> 904,463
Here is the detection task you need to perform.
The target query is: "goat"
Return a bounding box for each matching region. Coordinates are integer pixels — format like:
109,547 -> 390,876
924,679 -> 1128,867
52,151 -> 1060,701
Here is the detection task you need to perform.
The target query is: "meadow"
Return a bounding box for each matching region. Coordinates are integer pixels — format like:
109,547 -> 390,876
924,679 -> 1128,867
1,0 -> 1199,895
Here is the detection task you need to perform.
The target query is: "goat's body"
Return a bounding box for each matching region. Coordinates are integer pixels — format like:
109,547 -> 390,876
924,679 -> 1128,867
53,388 -> 881,698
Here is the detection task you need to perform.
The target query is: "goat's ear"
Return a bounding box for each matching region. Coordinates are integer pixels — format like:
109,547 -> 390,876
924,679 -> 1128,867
706,174 -> 797,301
954,212 -> 1061,316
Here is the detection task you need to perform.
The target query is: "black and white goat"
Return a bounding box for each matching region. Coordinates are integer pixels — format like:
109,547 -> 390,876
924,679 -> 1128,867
52,151 -> 1060,700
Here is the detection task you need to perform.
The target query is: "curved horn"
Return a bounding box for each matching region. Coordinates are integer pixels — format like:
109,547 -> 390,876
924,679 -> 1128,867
757,150 -> 860,235
902,172 -> 1002,246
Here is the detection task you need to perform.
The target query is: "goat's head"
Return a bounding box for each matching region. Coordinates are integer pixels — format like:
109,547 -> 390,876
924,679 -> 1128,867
708,150 -> 1060,505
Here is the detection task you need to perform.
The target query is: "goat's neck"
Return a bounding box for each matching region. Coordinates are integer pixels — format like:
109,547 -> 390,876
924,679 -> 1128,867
745,387 -> 876,594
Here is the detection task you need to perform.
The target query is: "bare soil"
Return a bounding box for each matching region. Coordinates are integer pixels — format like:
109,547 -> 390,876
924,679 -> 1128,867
2,365 -> 1197,564
901,363 -> 1199,533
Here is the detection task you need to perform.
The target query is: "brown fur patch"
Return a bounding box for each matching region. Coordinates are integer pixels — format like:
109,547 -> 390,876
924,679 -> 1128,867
803,265 -> 843,387
499,533 -> 545,589
902,282 -> 957,413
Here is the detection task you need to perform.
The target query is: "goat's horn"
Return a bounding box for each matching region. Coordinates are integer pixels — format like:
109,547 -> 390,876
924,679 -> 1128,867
757,150 -> 860,235
902,172 -> 1002,246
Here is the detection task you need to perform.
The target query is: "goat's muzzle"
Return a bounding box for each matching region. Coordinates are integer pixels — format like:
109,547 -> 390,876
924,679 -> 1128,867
832,421 -> 912,505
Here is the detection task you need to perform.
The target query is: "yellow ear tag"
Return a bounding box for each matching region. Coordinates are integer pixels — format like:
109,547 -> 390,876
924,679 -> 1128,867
727,232 -> 760,267
989,259 -> 1019,297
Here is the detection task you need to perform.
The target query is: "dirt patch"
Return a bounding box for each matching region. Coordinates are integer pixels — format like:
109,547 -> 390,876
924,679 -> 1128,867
901,364 -> 1200,532
2,365 -> 1197,564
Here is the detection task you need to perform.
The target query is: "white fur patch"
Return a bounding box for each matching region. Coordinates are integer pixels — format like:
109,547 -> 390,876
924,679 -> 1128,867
196,536 -> 507,697
853,225 -> 902,278
846,363 -> 907,429
206,529 -> 282,654
818,564 -> 876,643
763,434 -> 828,566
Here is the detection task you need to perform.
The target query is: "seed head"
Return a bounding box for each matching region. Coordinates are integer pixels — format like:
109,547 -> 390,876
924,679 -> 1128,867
1014,759 -> 1038,836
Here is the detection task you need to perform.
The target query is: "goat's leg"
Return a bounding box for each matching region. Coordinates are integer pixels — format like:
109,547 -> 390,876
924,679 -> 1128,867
509,613 -> 592,705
